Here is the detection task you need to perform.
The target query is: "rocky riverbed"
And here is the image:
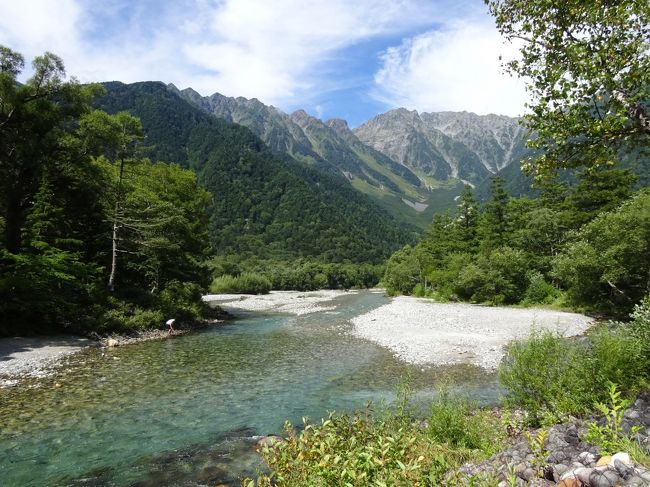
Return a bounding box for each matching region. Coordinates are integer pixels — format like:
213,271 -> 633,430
203,289 -> 353,315
453,393 -> 650,486
0,335 -> 94,387
351,296 -> 593,369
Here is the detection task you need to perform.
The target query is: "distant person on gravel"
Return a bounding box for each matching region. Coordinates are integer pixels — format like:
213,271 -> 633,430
165,318 -> 175,335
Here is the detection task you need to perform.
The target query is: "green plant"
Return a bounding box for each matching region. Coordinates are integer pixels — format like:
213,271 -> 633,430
498,331 -> 591,424
525,428 -> 549,477
585,382 -> 640,455
427,387 -> 503,455
209,272 -> 271,294
523,272 -> 559,305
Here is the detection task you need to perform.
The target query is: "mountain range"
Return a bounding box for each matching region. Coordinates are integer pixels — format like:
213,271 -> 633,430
170,85 -> 532,228
95,80 -> 648,264
96,81 -> 417,263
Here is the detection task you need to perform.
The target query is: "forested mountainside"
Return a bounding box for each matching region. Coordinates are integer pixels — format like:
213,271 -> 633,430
174,87 -> 468,227
96,81 -> 416,263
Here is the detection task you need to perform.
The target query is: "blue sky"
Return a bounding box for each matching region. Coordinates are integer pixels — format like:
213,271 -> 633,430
0,0 -> 527,127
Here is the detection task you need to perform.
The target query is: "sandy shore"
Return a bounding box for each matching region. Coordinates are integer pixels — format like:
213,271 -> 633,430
351,296 -> 593,370
0,336 -> 94,387
203,289 -> 352,315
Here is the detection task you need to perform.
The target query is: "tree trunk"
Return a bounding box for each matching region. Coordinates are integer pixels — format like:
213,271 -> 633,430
107,159 -> 125,292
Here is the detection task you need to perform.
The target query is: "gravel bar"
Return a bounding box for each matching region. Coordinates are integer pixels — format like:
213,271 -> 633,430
0,336 -> 93,387
351,296 -> 593,370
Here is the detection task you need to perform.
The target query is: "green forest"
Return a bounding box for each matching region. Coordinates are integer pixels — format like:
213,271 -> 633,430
0,50 -> 411,336
0,47 -> 216,335
383,170 -> 649,316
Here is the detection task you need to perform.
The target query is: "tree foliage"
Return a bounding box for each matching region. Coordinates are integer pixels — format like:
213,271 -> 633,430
383,171 -> 646,312
0,47 -> 211,335
487,0 -> 650,178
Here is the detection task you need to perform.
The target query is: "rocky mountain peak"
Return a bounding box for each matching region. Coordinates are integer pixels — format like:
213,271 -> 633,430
290,109 -> 321,129
326,118 -> 350,134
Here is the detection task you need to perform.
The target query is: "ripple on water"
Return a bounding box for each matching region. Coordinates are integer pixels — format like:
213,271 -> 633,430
0,291 -> 501,486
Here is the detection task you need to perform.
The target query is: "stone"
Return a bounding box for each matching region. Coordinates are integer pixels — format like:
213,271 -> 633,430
613,458 -> 634,479
597,456 -> 613,466
635,467 -> 650,482
521,467 -> 536,481
577,451 -> 597,466
611,452 -> 631,465
573,467 -> 593,484
553,464 -> 569,482
588,468 -> 620,487
556,479 -> 584,487
106,338 -> 118,347
626,476 -> 650,486
548,450 -> 567,463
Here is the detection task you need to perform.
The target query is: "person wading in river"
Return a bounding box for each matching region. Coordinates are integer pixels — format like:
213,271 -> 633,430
165,318 -> 175,335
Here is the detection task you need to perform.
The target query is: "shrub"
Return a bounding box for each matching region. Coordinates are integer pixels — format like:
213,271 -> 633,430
100,299 -> 164,332
209,272 -> 271,294
523,271 -> 559,304
382,245 -> 421,295
499,331 -> 591,424
159,280 -> 207,322
245,382 -> 505,487
499,325 -> 648,425
246,409 -> 491,487
629,294 -> 650,363
552,188 -> 650,315
588,325 -> 648,396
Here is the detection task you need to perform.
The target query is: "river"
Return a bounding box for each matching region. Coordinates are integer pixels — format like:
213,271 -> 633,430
0,290 -> 499,486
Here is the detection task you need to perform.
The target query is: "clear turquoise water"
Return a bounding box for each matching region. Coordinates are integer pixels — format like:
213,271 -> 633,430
0,291 -> 500,486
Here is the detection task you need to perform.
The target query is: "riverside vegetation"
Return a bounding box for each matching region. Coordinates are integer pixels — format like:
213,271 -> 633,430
1,0 -> 649,485
245,0 -> 650,485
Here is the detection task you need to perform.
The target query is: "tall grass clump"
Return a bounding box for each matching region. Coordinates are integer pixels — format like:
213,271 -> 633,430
209,272 -> 271,294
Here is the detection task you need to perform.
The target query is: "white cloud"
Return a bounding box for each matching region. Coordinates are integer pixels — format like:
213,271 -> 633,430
0,0 -> 83,65
372,21 -> 528,116
180,0 -> 442,104
0,0 -> 446,105
0,0 -> 526,117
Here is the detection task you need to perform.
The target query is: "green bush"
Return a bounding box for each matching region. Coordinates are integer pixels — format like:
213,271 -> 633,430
499,325 -> 648,425
499,331 -> 591,424
552,188 -> 650,314
209,272 -> 271,294
101,299 -> 164,332
523,271 -> 559,304
630,295 -> 650,361
159,280 -> 207,322
382,245 -> 422,296
246,376 -> 504,487
246,404 -> 497,487
588,325 -> 648,395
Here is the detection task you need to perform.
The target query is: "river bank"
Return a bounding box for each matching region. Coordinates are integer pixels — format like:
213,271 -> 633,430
202,289 -> 355,315
0,290 -> 353,388
0,319 -> 228,387
351,295 -> 593,369
2,290 -> 594,387
0,335 -> 94,387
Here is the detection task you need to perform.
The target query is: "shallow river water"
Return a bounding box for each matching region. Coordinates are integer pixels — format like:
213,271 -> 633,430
0,290 -> 500,486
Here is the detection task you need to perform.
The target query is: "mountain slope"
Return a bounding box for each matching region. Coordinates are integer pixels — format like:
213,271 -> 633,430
96,81 -> 416,262
353,109 -> 527,185
175,88 -> 472,227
